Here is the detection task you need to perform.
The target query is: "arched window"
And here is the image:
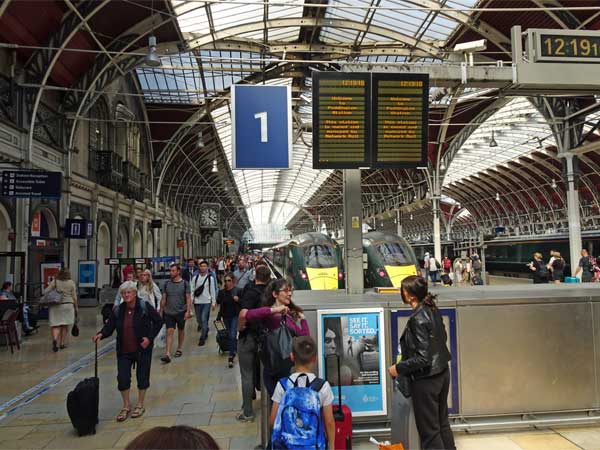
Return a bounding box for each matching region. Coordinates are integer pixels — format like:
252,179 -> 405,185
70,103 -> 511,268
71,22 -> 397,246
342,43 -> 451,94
89,98 -> 109,152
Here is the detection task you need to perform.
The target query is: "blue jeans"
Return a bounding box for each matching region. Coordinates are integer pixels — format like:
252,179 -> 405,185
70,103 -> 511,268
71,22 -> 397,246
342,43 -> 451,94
194,303 -> 211,341
224,316 -> 238,356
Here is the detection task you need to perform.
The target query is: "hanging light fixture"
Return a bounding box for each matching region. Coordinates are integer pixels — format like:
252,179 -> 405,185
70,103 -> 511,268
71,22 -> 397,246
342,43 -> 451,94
489,130 -> 498,148
495,192 -> 500,201
197,130 -> 204,148
211,158 -> 218,173
551,178 -> 557,189
145,35 -> 161,67
410,213 -> 413,220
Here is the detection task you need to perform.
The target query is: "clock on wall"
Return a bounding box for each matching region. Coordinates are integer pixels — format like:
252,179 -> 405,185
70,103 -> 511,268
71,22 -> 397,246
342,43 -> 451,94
199,203 -> 220,229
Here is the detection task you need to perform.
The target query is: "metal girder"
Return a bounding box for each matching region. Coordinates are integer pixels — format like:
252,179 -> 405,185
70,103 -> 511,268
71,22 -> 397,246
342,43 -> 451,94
184,18 -> 442,57
532,0 -> 581,29
401,0 -> 511,55
0,0 -> 12,20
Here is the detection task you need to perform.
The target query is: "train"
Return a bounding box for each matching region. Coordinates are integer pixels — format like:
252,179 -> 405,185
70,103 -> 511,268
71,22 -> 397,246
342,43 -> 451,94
362,231 -> 419,288
267,232 -> 345,290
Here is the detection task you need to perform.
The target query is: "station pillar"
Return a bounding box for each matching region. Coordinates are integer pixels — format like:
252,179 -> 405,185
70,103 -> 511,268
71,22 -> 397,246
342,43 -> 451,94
432,196 -> 442,261
565,153 -> 582,271
343,169 -> 363,294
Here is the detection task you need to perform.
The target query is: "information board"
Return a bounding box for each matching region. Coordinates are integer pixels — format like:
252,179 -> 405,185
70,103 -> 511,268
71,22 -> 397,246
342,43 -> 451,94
65,219 -> 94,239
0,170 -> 62,199
373,74 -> 429,168
313,72 -> 370,169
312,72 -> 428,169
529,29 -> 600,63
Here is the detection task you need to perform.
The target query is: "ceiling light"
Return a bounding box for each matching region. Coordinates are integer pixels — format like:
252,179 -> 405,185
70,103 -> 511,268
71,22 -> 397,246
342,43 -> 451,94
197,130 -> 204,148
410,214 -> 413,220
145,35 -> 161,67
440,162 -> 446,171
495,192 -> 500,201
371,195 -> 376,202
211,159 -> 218,173
489,130 -> 498,148
551,178 -> 557,189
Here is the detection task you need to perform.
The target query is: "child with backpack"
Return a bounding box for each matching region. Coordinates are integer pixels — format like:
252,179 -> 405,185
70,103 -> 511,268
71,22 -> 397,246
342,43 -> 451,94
270,336 -> 336,450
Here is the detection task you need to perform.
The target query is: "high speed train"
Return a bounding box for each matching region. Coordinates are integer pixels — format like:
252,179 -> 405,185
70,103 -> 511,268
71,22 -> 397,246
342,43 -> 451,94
337,232 -> 419,288
267,232 -> 345,290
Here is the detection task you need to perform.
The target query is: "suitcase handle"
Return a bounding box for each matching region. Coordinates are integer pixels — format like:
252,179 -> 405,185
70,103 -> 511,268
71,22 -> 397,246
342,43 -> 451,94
94,341 -> 98,379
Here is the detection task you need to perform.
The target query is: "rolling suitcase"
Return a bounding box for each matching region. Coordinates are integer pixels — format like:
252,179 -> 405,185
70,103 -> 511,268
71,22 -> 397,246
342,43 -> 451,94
67,343 -> 99,436
214,320 -> 229,354
440,273 -> 453,286
391,384 -> 421,450
565,277 -> 580,283
328,355 -> 352,450
471,275 -> 483,286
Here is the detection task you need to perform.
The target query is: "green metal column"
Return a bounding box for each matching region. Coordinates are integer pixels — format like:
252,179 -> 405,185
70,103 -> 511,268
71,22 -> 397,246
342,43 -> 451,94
343,169 -> 363,294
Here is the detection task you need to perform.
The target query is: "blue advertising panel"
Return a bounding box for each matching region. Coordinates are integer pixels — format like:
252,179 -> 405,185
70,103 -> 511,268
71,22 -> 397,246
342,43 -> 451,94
390,308 -> 459,414
78,260 -> 97,288
232,85 -> 292,169
318,308 -> 387,417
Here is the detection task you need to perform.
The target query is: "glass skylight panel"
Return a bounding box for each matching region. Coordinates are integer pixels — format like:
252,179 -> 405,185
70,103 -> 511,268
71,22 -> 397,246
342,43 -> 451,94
444,98 -> 557,186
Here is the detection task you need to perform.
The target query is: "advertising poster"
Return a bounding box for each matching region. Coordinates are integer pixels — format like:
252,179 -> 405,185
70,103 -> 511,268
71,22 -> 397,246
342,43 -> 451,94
317,308 -> 387,417
41,263 -> 62,288
391,308 -> 459,414
78,260 -> 97,288
31,212 -> 41,237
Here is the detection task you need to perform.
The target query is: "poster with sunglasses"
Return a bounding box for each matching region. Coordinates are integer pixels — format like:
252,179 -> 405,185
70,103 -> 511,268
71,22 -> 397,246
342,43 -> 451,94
317,308 -> 387,416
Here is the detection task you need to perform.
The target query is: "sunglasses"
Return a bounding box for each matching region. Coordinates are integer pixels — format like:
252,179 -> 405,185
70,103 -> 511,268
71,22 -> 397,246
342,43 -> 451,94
224,279 -> 233,282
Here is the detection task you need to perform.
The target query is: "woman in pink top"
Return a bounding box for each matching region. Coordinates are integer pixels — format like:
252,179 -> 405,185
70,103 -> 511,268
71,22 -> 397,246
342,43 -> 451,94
245,279 -> 309,395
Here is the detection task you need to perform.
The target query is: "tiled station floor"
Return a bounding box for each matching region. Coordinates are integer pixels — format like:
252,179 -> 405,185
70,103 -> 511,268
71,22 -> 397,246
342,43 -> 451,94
0,307 -> 597,450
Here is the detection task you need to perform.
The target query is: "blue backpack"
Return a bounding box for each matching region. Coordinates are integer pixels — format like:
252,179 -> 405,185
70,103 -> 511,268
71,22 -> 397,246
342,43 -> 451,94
272,374 -> 327,450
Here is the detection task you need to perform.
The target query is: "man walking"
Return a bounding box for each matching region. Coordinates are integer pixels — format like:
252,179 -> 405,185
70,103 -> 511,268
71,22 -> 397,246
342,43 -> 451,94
234,259 -> 252,291
160,264 -> 192,363
191,259 -> 216,346
236,265 -> 271,422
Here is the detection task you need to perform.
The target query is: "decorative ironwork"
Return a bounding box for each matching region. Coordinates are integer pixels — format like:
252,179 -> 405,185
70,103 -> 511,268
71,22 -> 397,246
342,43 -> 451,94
0,75 -> 19,125
32,103 -> 63,147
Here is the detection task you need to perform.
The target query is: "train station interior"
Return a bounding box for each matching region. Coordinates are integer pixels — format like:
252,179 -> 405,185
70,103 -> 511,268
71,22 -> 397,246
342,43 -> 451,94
2,0 -> 600,449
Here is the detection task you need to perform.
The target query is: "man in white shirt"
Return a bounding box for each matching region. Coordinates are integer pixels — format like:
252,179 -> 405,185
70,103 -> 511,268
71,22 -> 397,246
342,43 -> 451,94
191,260 -> 216,346
429,255 -> 440,284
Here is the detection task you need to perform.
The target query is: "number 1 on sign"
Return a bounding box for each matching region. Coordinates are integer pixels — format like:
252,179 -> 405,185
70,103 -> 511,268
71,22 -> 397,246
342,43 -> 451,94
254,112 -> 268,143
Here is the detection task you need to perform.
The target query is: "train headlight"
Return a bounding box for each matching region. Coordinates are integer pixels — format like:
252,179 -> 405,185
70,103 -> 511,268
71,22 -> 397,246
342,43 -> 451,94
338,272 -> 344,280
378,269 -> 386,278
300,271 -> 307,280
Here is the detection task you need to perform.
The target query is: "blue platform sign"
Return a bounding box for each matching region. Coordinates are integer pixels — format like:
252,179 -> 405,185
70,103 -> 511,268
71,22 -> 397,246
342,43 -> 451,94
232,85 -> 292,169
318,308 -> 387,417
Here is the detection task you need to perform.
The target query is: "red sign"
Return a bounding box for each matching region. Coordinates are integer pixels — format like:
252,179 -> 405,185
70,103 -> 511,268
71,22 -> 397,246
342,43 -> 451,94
31,212 -> 41,237
41,263 -> 61,289
117,245 -> 124,254
177,239 -> 185,248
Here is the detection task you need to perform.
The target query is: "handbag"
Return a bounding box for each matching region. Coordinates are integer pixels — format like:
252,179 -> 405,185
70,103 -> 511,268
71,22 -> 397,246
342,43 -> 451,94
71,316 -> 79,337
259,316 -> 295,376
40,284 -> 63,306
193,275 -> 209,298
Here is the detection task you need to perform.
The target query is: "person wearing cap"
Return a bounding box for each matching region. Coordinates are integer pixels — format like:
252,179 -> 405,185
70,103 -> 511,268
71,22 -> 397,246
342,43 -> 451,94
191,259 -> 216,346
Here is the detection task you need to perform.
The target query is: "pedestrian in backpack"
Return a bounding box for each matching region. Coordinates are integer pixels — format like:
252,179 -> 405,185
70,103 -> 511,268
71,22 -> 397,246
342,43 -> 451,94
159,264 -> 192,363
216,272 -> 241,368
191,260 -> 216,346
551,252 -> 565,284
93,281 -> 163,422
270,336 -> 336,450
244,279 -> 309,397
236,265 -> 271,423
428,256 -> 440,284
233,259 -> 252,291
575,249 -> 595,283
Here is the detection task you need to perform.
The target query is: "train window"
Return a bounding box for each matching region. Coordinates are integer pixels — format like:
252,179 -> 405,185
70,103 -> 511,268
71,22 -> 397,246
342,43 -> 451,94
377,243 -> 411,265
304,245 -> 337,268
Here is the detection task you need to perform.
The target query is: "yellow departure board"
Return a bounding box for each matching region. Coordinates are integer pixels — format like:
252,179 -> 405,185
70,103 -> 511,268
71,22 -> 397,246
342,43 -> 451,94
313,72 -> 370,169
373,74 -> 428,168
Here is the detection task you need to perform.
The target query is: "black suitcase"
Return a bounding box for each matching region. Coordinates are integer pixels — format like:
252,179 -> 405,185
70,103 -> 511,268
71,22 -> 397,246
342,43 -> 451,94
441,273 -> 453,286
67,343 -> 99,436
214,320 -> 229,354
471,275 -> 483,286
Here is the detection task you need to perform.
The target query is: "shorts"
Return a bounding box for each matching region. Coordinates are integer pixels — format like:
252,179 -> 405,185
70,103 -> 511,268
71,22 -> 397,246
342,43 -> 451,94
164,312 -> 186,330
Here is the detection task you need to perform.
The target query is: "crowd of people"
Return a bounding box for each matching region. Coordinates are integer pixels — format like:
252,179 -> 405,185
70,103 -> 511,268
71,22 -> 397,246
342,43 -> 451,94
422,252 -> 483,286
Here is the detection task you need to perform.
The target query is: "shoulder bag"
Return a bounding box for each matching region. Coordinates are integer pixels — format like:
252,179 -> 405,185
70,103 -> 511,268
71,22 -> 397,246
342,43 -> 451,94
259,316 -> 296,377
40,281 -> 63,306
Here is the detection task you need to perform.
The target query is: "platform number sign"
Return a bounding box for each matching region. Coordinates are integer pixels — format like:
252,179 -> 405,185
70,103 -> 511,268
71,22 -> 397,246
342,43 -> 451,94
232,85 -> 292,169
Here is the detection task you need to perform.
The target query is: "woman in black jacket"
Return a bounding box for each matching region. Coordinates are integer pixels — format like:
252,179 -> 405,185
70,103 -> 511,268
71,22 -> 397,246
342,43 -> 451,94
388,275 -> 455,450
216,271 -> 241,368
93,281 -> 163,422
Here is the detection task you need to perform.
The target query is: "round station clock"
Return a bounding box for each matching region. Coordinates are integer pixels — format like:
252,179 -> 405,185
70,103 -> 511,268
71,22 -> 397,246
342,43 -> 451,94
199,204 -> 220,229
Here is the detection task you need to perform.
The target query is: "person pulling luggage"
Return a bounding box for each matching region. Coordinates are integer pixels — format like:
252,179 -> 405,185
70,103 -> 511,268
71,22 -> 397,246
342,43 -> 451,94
216,272 -> 241,368
387,275 -> 456,450
93,281 -> 163,422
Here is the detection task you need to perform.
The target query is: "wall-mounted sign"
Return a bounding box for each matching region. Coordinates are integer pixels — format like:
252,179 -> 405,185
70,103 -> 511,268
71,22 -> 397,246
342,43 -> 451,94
318,308 -> 387,417
529,29 -> 600,63
390,308 -> 459,414
41,263 -> 62,289
232,85 -> 292,169
31,212 -> 41,237
0,170 -> 62,199
224,239 -> 235,245
177,239 -> 185,248
65,219 -> 94,239
78,260 -> 97,288
313,72 -> 429,169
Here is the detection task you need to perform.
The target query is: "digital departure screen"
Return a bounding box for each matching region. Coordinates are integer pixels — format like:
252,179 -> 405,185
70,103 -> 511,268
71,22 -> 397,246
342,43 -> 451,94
313,72 -> 370,169
530,29 -> 600,63
373,74 -> 428,168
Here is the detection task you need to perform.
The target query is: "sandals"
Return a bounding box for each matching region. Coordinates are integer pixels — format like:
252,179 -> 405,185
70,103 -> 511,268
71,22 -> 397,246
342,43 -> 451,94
174,350 -> 183,358
160,355 -> 171,364
116,408 -> 130,422
131,406 -> 145,419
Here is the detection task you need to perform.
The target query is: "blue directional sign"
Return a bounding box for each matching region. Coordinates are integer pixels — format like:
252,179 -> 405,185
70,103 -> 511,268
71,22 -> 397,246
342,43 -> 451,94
232,85 -> 292,169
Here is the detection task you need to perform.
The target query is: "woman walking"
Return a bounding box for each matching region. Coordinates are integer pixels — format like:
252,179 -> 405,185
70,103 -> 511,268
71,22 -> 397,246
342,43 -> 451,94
138,269 -> 162,309
43,268 -> 78,352
387,275 -> 455,450
93,281 -> 163,422
216,272 -> 241,368
528,252 -> 550,284
243,279 -> 309,396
